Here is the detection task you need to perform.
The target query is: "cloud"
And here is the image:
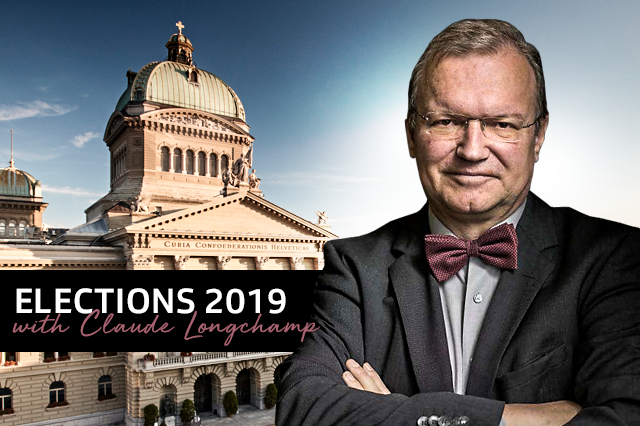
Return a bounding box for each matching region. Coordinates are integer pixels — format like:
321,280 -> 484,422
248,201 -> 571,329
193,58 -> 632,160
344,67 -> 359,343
41,185 -> 103,198
71,131 -> 100,148
0,100 -> 77,121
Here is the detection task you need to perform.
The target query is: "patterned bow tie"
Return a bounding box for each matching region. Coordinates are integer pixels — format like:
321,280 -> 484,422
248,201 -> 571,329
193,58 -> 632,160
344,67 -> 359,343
424,223 -> 518,283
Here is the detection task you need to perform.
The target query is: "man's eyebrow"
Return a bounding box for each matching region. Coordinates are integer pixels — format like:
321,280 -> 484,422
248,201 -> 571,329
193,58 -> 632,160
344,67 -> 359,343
429,111 -> 528,120
491,112 -> 527,120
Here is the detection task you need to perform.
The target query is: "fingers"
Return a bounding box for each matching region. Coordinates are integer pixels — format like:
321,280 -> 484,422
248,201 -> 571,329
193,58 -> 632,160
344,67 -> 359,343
342,359 -> 391,395
342,371 -> 365,391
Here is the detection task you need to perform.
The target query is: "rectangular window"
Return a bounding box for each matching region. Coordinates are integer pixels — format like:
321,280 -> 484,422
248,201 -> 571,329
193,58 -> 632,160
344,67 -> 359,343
0,390 -> 11,410
98,383 -> 112,397
49,388 -> 64,403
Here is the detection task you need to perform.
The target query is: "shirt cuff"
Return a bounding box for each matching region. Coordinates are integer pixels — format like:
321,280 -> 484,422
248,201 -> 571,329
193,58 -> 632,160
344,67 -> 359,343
499,416 -> 507,426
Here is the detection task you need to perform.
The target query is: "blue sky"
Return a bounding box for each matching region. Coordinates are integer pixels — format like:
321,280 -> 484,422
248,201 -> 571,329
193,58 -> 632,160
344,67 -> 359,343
2,0 -> 639,237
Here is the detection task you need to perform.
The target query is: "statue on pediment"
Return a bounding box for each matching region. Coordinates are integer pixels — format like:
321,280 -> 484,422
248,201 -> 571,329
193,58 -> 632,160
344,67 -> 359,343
248,169 -> 261,190
315,211 -> 329,225
232,147 -> 252,183
131,195 -> 150,213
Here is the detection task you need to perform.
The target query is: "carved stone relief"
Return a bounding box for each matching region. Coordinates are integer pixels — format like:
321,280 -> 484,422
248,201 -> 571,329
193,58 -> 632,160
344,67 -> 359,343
174,255 -> 190,270
126,254 -> 155,270
255,257 -> 269,270
107,116 -> 124,139
290,257 -> 304,270
157,114 -> 236,133
215,256 -> 232,270
125,234 -> 136,250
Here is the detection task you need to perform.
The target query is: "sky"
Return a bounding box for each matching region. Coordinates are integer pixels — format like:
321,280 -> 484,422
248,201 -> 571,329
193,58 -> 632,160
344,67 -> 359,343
1,0 -> 639,238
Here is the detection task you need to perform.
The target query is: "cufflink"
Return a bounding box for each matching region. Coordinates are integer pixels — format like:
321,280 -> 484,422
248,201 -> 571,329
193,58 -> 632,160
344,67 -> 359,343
417,415 -> 439,426
437,416 -> 453,426
417,414 -> 465,426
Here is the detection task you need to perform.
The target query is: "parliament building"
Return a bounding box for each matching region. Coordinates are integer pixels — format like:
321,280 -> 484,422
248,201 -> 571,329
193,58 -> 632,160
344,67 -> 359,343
0,23 -> 336,426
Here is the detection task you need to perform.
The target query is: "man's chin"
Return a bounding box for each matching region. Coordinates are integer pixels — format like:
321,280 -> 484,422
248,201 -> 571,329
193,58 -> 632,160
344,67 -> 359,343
429,194 -> 504,219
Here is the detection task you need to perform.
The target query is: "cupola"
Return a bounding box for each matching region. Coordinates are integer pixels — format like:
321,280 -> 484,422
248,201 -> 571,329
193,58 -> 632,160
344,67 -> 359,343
165,21 -> 194,65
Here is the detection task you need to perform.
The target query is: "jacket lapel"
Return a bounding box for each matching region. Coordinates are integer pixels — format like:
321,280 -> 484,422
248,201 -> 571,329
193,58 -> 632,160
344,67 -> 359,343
390,204 -> 454,393
465,193 -> 559,397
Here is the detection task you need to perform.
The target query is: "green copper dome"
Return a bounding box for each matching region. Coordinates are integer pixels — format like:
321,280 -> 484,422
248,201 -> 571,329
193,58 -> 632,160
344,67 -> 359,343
0,167 -> 41,198
116,61 -> 246,121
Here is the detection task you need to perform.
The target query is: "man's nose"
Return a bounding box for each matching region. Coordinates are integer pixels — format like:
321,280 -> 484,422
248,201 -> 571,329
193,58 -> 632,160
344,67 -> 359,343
456,120 -> 490,162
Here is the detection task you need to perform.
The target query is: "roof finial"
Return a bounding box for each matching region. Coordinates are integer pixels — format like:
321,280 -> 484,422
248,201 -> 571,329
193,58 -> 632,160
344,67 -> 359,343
176,21 -> 184,35
9,129 -> 14,168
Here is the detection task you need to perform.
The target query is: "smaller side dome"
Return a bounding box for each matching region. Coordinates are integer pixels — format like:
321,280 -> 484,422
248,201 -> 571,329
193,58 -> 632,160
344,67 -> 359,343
0,167 -> 41,198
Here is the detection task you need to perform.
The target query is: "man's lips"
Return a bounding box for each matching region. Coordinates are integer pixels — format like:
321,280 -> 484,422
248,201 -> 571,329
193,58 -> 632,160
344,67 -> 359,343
445,171 -> 497,184
445,170 -> 496,177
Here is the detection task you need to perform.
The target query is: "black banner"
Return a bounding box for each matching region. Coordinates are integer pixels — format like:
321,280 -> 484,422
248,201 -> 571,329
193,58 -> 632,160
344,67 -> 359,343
3,271 -> 320,351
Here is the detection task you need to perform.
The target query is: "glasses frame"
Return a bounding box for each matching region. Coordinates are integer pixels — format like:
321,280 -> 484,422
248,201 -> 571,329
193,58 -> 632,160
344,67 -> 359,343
411,107 -> 542,143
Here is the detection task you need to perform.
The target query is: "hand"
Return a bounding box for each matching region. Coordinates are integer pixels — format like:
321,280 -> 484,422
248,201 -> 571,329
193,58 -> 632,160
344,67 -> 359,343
341,359 -> 391,395
503,400 -> 581,426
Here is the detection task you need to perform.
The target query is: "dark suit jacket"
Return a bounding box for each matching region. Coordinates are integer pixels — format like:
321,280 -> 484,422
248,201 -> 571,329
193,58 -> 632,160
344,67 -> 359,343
276,193 -> 640,426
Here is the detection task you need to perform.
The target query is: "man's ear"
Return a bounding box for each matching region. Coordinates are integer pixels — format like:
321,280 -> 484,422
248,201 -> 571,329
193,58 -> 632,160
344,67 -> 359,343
533,114 -> 548,163
405,118 -> 417,159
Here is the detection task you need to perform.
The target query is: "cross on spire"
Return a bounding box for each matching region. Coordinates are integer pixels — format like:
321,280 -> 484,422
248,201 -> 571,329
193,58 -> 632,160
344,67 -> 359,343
176,21 -> 184,35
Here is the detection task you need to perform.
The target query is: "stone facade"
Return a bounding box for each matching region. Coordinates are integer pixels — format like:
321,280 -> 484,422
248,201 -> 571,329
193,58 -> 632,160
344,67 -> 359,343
0,24 -> 334,426
0,352 -> 287,426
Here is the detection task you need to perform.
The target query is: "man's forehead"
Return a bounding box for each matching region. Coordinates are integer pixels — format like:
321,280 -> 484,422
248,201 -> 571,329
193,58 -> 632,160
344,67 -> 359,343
418,50 -> 536,114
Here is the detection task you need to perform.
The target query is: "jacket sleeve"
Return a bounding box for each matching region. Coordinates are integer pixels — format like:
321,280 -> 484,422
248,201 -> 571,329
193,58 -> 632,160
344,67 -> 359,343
568,228 -> 640,425
275,241 -> 505,426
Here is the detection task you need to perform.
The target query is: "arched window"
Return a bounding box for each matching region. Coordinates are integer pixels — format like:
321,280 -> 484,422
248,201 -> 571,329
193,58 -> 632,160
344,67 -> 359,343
173,149 -> 182,174
209,154 -> 218,177
221,155 -> 229,175
18,221 -> 26,237
8,222 -> 16,237
186,150 -> 194,175
198,152 -> 206,176
0,388 -> 11,410
161,147 -> 170,172
0,221 -> 5,236
49,381 -> 65,403
98,375 -> 112,398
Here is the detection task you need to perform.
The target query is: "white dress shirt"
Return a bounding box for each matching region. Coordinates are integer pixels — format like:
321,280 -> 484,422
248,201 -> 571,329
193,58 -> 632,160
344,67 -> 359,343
428,202 -> 526,425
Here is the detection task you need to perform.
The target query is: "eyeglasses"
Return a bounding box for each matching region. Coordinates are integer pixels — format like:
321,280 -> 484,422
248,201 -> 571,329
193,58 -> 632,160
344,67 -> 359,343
412,109 -> 541,143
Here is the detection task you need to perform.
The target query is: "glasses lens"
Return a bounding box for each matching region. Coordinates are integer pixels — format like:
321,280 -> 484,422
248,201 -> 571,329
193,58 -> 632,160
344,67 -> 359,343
425,113 -> 465,138
482,118 -> 522,141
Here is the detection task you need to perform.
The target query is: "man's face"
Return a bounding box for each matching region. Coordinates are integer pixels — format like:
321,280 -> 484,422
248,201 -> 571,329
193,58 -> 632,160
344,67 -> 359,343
406,49 -> 548,225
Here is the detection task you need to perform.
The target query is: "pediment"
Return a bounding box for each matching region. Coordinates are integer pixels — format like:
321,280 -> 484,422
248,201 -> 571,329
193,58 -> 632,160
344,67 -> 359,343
125,192 -> 337,240
140,109 -> 253,141
104,111 -> 126,142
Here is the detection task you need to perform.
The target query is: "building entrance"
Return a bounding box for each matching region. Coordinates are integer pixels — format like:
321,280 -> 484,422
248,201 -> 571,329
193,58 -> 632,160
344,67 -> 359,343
194,374 -> 212,413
